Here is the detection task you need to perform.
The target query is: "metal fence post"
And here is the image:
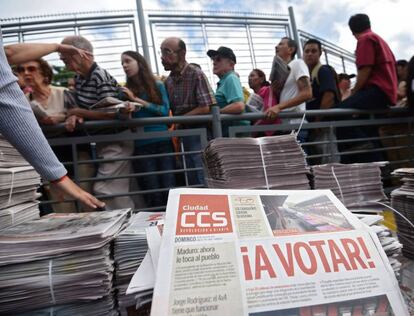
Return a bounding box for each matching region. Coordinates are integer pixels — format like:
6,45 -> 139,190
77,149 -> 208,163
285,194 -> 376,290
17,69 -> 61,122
288,6 -> 302,58
136,0 -> 151,64
211,105 -> 222,139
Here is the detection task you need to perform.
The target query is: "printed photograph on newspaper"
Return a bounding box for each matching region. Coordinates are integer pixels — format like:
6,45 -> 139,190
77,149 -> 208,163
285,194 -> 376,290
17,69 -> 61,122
150,188 -> 408,316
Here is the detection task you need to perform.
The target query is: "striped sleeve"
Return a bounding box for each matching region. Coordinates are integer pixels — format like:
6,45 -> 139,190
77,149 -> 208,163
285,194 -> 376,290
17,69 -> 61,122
0,42 -> 66,181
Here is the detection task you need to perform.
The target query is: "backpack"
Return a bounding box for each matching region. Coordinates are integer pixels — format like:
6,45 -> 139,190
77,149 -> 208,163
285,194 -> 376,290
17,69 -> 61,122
311,63 -> 342,103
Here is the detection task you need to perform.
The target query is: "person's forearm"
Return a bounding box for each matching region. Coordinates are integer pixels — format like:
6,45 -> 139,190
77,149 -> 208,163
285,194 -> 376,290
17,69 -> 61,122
278,89 -> 312,110
5,43 -> 60,64
319,91 -> 335,110
220,102 -> 245,114
184,105 -> 211,116
353,66 -> 373,93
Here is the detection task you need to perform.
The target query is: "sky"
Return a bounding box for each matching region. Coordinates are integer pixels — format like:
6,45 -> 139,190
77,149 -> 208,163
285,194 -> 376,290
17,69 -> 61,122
1,0 -> 413,60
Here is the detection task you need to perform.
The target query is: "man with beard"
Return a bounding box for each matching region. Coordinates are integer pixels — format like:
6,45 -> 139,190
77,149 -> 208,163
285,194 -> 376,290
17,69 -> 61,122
161,37 -> 216,186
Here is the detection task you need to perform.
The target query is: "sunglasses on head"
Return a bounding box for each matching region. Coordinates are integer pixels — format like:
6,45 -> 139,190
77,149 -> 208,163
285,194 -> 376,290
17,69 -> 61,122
16,65 -> 38,73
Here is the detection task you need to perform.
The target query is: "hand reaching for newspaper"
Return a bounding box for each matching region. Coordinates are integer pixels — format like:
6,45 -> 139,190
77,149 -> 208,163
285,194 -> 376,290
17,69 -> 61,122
50,176 -> 105,210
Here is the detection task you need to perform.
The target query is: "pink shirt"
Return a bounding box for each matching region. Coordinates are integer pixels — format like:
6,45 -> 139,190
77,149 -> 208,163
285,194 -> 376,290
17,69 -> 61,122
355,29 -> 398,104
255,86 -> 281,136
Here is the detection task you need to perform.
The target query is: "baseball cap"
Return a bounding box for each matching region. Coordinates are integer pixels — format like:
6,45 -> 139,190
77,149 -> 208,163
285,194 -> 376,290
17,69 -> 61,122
338,73 -> 356,80
207,46 -> 237,63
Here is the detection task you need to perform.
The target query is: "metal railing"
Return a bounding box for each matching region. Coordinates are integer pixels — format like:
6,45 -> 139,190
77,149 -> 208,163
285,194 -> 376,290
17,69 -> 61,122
40,107 -> 414,213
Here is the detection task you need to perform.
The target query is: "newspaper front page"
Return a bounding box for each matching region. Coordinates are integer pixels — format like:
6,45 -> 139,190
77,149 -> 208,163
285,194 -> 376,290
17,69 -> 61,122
151,189 -> 408,315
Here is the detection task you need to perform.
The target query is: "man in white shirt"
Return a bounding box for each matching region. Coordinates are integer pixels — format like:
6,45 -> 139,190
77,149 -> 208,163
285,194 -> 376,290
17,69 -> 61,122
265,37 -> 312,143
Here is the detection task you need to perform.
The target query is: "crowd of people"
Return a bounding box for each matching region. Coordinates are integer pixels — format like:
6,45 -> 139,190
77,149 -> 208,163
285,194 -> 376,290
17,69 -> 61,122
2,13 -> 414,212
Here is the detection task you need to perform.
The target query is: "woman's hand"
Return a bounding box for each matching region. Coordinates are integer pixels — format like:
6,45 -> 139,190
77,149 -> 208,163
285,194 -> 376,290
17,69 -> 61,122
120,87 -> 147,106
65,114 -> 83,132
120,87 -> 136,101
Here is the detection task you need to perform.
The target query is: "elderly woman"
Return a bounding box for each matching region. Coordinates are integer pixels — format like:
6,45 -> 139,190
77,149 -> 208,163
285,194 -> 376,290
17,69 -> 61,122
16,58 -> 73,126
16,58 -> 93,213
207,46 -> 249,136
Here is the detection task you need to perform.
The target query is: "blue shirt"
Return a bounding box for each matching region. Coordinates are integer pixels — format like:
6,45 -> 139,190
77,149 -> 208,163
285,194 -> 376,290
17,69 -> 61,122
132,81 -> 170,146
215,71 -> 249,136
215,71 -> 244,108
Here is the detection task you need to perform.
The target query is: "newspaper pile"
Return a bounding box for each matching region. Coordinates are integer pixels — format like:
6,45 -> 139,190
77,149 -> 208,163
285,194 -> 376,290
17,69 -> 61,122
0,135 -> 41,230
0,135 -> 30,167
150,188 -> 409,315
114,212 -> 164,316
391,168 -> 414,259
312,162 -> 388,210
357,214 -> 402,276
203,134 -> 310,190
0,209 -> 130,315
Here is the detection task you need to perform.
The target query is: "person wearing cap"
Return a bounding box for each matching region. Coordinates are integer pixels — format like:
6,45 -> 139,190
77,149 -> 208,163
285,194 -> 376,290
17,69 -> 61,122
338,73 -> 355,101
161,37 -> 216,186
207,46 -> 248,137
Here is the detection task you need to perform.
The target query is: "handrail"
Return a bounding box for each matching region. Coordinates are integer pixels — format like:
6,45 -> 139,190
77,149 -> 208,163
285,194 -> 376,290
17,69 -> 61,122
42,107 -> 410,133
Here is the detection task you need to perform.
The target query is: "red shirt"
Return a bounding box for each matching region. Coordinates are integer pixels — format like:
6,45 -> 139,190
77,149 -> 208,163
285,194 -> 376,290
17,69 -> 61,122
355,29 -> 398,104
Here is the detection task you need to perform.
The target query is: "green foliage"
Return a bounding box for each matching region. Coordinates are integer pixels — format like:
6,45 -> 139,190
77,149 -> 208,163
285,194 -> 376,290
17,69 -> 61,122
51,65 -> 75,87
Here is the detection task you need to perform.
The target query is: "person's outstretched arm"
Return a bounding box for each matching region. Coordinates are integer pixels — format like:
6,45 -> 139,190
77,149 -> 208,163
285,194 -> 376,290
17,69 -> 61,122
5,42 -> 92,65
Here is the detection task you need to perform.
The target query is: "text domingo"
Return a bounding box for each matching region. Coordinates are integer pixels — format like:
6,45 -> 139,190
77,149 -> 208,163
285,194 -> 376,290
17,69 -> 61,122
241,237 -> 376,281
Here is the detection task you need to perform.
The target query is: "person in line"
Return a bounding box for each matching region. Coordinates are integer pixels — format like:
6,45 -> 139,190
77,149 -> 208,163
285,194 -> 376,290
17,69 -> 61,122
303,38 -> 341,163
338,73 -> 355,101
207,46 -> 248,137
246,69 -> 268,112
161,37 -> 216,186
248,69 -> 282,136
335,14 -> 398,163
265,37 -> 312,143
59,35 -> 134,210
120,50 -> 176,207
336,14 -> 397,110
2,30 -> 104,209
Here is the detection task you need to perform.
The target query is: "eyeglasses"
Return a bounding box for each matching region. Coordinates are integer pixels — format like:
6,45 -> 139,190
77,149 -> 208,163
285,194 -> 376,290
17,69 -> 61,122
160,48 -> 181,56
15,65 -> 39,73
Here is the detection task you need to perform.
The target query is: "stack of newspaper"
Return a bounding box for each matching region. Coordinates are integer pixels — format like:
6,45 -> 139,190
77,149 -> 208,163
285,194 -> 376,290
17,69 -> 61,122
312,162 -> 388,210
149,188 -> 409,315
0,209 -> 130,315
203,134 -> 310,190
0,135 -> 41,230
114,212 -> 164,316
0,135 -> 30,167
357,214 -> 402,276
391,168 -> 414,259
151,188 -> 409,316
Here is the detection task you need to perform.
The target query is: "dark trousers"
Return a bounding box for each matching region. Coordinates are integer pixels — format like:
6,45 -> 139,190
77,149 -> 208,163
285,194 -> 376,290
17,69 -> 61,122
133,141 -> 176,207
336,86 -> 389,163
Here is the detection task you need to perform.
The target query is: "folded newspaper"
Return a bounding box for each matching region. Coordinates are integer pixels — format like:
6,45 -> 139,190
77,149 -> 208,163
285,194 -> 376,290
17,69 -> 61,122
114,212 -> 165,316
150,188 -> 408,315
89,97 -> 144,112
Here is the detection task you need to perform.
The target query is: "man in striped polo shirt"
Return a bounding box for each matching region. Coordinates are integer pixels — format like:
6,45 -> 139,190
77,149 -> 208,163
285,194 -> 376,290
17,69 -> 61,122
59,35 -> 134,210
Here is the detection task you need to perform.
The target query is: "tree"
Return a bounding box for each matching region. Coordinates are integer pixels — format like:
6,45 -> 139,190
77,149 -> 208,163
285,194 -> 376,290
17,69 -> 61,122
52,65 -> 75,87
